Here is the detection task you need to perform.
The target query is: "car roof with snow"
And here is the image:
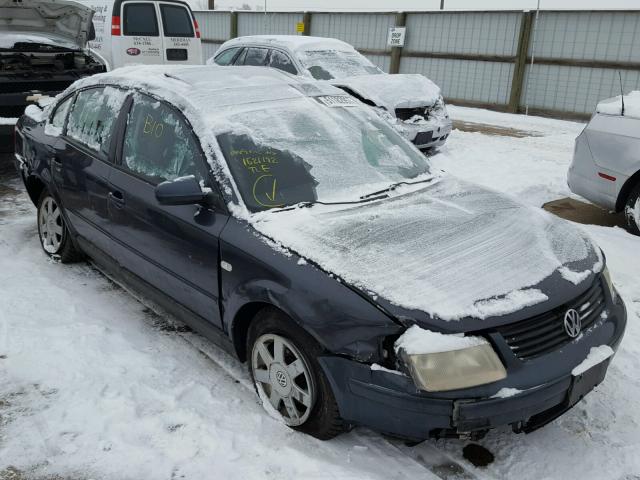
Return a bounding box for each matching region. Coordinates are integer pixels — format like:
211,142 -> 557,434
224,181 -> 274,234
222,35 -> 356,53
68,64 -> 347,113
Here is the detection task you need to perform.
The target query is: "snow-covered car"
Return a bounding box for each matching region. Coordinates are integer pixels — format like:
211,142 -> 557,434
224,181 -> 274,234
0,0 -> 105,151
208,35 -> 452,151
568,91 -> 640,235
14,66 -> 625,442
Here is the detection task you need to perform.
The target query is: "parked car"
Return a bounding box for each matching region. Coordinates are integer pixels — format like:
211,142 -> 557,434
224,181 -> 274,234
208,35 -> 452,151
0,0 -> 106,151
75,0 -> 202,70
568,91 -> 640,235
15,65 -> 625,442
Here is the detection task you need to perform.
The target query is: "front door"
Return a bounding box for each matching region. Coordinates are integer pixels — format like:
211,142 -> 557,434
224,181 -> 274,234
107,93 -> 226,327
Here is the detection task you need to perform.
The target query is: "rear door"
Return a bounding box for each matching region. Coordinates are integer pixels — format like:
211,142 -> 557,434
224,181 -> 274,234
52,86 -> 128,253
158,1 -> 202,64
116,1 -> 163,66
107,92 -> 226,327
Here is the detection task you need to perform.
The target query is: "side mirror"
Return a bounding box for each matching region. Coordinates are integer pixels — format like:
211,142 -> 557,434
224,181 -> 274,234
155,175 -> 207,206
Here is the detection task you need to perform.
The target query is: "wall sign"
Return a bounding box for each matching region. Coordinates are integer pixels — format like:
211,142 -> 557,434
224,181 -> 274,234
387,27 -> 406,47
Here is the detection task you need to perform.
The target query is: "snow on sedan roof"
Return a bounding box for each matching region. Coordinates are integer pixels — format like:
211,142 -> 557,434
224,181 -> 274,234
225,35 -> 356,53
596,91 -> 640,119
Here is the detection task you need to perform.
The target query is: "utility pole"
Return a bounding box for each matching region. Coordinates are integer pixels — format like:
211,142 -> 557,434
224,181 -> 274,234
440,0 -> 444,9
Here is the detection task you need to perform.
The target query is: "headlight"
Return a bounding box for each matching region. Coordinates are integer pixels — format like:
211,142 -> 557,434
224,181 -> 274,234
602,265 -> 617,302
396,326 -> 506,392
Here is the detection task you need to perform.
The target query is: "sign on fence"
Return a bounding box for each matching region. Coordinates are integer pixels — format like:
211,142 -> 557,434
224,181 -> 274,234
296,22 -> 305,33
387,27 -> 406,47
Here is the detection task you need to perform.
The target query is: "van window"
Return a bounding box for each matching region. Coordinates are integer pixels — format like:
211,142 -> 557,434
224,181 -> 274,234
160,4 -> 194,37
123,3 -> 159,36
269,50 -> 297,75
66,87 -> 127,155
242,47 -> 269,66
215,47 -> 241,66
122,94 -> 207,184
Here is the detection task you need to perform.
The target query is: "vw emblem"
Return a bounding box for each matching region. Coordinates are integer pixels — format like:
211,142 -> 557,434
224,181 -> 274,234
275,370 -> 288,388
564,309 -> 582,338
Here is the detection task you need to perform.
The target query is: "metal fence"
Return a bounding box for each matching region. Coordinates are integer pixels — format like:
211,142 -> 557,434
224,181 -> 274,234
194,9 -> 640,119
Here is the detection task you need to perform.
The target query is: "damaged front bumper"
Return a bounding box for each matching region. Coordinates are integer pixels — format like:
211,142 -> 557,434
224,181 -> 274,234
318,298 -> 626,441
400,117 -> 453,150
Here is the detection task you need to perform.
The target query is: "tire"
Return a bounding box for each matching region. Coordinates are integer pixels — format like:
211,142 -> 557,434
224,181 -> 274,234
624,183 -> 640,236
36,190 -> 83,263
247,307 -> 344,440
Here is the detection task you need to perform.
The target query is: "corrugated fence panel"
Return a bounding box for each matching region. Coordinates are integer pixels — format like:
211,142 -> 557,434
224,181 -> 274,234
401,57 -> 513,105
238,12 -> 304,36
311,13 -> 396,51
405,12 -> 521,56
523,11 -> 640,114
195,11 -> 230,41
365,54 -> 391,73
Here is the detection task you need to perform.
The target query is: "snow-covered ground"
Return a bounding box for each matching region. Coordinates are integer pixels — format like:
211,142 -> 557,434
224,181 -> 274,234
1,106 -> 639,480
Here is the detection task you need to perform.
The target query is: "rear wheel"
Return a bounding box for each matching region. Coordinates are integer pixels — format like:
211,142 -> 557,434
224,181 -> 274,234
37,191 -> 83,262
247,308 -> 344,440
624,183 -> 640,236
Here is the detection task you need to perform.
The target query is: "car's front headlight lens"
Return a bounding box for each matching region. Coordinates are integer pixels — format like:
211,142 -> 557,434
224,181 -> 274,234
396,327 -> 506,392
602,265 -> 617,302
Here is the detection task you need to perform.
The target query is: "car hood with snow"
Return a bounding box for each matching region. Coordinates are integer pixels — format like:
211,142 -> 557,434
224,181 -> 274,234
330,73 -> 442,113
251,175 -> 602,329
0,0 -> 95,51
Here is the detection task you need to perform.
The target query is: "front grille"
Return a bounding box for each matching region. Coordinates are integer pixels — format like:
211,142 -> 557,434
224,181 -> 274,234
396,107 -> 426,121
495,278 -> 606,361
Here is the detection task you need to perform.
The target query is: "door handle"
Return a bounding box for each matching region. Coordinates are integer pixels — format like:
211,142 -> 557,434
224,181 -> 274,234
108,190 -> 125,209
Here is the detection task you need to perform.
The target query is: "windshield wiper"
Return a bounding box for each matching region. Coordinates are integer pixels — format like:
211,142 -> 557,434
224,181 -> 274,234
270,194 -> 389,213
359,176 -> 437,200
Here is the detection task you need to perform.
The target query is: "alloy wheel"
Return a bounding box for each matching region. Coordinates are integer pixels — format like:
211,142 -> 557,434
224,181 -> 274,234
39,197 -> 63,254
251,333 -> 315,426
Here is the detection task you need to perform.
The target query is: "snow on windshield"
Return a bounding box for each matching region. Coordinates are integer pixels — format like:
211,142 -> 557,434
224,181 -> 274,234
298,50 -> 382,80
216,96 -> 431,211
250,175 -> 597,321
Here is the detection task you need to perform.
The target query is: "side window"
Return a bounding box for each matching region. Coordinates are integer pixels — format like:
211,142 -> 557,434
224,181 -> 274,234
233,48 -> 247,65
268,50 -> 297,75
66,87 -> 127,155
121,94 -> 207,185
160,4 -> 194,37
214,47 -> 240,66
241,47 -> 269,66
123,3 -> 159,36
50,96 -> 73,130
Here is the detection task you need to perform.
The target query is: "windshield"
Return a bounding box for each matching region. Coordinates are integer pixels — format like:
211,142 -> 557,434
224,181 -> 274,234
216,96 -> 431,212
297,50 -> 382,80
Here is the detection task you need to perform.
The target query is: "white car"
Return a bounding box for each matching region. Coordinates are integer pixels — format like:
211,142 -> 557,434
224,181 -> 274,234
568,91 -> 640,235
208,35 -> 452,151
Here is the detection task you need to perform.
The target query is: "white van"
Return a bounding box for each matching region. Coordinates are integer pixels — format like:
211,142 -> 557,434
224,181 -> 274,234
77,0 -> 202,69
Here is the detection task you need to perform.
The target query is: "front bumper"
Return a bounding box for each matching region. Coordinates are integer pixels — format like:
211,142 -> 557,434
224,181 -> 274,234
402,117 -> 453,149
319,295 -> 626,441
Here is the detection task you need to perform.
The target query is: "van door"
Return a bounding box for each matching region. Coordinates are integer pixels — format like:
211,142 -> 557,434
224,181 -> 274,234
115,1 -> 163,66
158,2 -> 202,64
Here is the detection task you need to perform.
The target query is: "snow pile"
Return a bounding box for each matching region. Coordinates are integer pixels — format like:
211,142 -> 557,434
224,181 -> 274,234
252,175 -> 598,320
394,325 -> 487,355
572,345 -> 615,376
332,74 -> 441,113
23,104 -> 46,122
596,91 -> 640,119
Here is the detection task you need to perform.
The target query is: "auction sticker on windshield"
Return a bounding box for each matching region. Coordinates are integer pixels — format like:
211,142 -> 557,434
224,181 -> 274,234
317,95 -> 360,107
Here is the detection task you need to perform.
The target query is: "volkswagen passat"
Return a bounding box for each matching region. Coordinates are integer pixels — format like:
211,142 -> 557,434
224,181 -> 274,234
14,66 -> 626,441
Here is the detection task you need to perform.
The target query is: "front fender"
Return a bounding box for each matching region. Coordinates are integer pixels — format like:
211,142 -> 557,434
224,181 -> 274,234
220,218 -> 402,362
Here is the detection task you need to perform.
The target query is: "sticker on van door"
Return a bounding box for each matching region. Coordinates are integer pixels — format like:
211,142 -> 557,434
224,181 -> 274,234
126,48 -> 141,56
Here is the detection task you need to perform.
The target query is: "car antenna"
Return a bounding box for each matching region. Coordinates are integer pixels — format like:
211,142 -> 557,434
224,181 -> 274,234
618,71 -> 625,116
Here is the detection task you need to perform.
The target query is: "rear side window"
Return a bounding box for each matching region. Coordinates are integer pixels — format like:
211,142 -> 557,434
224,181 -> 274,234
241,47 -> 269,66
66,87 -> 127,155
214,47 -> 240,66
123,3 -> 159,36
121,94 -> 207,184
160,4 -> 194,37
269,50 -> 297,75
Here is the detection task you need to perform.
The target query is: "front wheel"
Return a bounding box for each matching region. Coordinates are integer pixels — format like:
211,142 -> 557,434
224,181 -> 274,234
247,308 -> 344,440
624,183 -> 640,236
37,191 -> 83,262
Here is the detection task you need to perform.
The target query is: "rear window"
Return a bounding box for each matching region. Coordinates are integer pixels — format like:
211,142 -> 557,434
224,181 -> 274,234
123,3 -> 159,36
160,4 -> 194,37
